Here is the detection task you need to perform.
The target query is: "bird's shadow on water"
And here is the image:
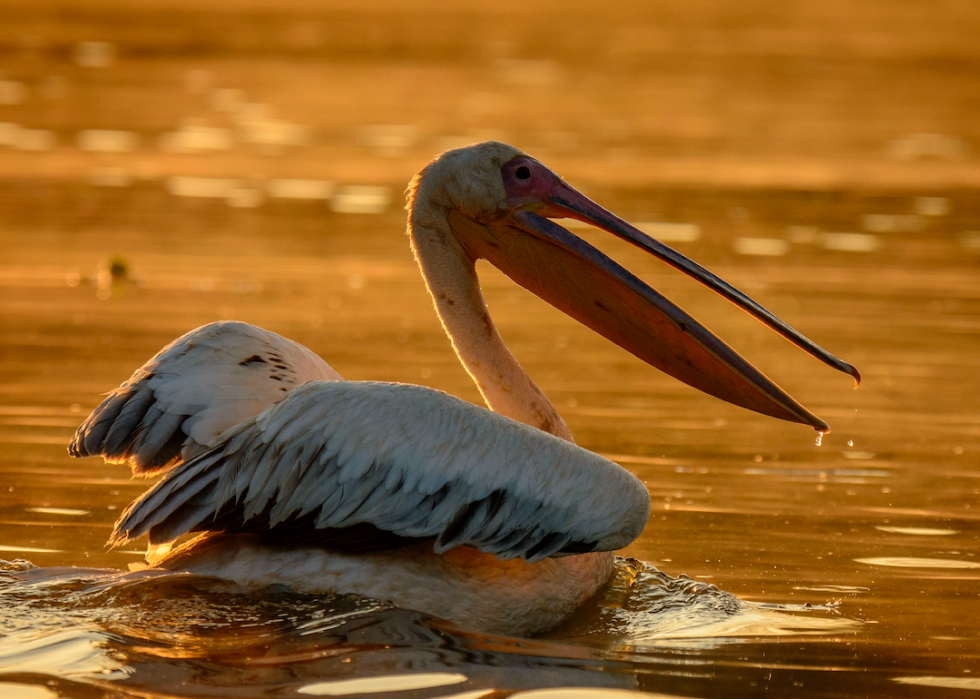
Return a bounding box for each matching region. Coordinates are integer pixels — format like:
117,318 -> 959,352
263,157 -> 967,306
0,557 -> 861,697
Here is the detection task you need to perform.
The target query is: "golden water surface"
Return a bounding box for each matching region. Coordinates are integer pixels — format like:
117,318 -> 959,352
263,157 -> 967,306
1,2 -> 979,697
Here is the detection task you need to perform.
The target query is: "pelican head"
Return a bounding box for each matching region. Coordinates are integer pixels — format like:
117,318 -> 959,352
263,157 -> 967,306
408,141 -> 523,221
408,141 -> 858,433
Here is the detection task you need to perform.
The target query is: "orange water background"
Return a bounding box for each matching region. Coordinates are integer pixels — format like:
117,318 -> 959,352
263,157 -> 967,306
0,2 -> 978,697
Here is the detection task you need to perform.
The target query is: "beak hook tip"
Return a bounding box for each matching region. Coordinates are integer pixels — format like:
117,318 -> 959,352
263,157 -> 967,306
849,365 -> 862,389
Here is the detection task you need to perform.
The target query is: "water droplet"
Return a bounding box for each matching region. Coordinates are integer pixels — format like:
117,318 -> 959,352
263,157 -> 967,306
847,439 -> 853,447
815,433 -> 823,447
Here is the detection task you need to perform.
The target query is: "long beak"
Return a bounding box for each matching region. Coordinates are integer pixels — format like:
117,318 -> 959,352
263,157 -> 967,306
545,181 -> 860,383
450,183 -> 857,432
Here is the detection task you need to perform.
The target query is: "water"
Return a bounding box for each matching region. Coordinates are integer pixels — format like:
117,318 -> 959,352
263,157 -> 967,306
1,182 -> 977,697
1,2 -> 979,696
0,557 -> 861,697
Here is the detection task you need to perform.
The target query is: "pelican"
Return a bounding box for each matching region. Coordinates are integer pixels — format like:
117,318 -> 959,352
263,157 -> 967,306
69,142 -> 857,636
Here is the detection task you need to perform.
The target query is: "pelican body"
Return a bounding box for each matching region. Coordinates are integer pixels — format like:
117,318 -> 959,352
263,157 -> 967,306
70,142 -> 857,636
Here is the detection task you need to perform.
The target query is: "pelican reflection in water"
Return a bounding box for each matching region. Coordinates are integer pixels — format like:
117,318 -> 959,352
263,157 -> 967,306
70,142 -> 858,637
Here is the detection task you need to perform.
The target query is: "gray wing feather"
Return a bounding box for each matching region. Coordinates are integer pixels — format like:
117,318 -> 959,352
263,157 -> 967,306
102,389 -> 156,456
110,381 -> 651,563
69,321 -> 341,476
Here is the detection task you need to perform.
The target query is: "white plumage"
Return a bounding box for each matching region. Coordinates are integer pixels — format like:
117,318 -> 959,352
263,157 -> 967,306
111,380 -> 649,562
71,141 -> 854,636
71,321 -> 341,475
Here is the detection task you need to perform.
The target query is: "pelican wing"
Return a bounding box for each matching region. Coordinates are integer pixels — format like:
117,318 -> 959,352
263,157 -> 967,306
69,321 -> 341,476
110,381 -> 651,563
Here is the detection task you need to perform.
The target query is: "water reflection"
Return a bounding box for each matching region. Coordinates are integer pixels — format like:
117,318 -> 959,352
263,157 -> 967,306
296,674 -> 468,695
855,557 -> 980,570
0,557 -> 863,697
556,560 -> 858,651
874,526 -> 958,537
160,123 -> 233,154
893,676 -> 980,691
733,237 -> 789,257
76,130 -> 139,154
331,186 -> 391,214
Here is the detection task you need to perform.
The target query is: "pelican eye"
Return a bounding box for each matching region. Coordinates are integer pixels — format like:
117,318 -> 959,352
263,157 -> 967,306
515,165 -> 531,180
